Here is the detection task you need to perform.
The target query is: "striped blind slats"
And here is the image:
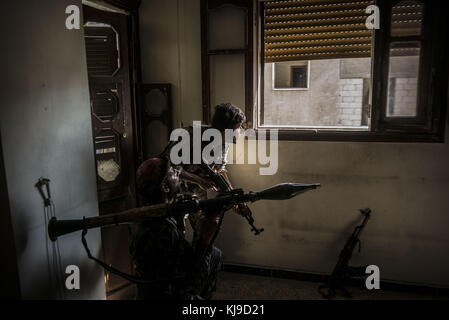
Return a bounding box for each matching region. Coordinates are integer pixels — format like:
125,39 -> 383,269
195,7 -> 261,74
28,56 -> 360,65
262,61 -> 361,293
265,1 -> 372,15
266,36 -> 372,49
264,0 -> 374,62
392,4 -> 423,13
264,0 -> 372,10
391,2 -> 423,36
265,23 -> 369,35
266,8 -> 368,22
266,15 -> 370,28
265,50 -> 371,63
392,12 -> 422,23
265,29 -> 371,42
267,43 -> 371,55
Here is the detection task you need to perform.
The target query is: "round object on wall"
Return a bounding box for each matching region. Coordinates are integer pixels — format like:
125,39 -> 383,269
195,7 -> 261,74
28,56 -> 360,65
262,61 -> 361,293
145,89 -> 167,117
97,159 -> 121,182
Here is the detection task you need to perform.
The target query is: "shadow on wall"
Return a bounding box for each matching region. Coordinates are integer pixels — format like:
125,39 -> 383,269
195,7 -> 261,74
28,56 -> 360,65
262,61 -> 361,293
10,197 -> 106,300
318,212 -> 369,272
11,203 -> 31,258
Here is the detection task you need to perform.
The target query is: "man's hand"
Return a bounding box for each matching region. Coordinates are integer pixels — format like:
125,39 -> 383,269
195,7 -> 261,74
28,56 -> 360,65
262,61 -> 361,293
199,211 -> 222,245
180,170 -> 217,191
233,203 -> 249,216
197,176 -> 218,191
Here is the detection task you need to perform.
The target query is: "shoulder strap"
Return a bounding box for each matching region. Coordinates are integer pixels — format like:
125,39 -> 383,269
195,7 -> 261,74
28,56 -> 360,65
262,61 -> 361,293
81,221 -> 185,285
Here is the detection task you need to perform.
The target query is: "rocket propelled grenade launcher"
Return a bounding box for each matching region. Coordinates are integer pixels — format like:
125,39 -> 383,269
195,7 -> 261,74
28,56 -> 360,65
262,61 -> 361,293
48,182 -> 320,241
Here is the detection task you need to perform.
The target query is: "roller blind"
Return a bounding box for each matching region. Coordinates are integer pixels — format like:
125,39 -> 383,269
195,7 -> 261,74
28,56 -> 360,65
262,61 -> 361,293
391,1 -> 423,37
102,0 -> 140,11
264,0 -> 375,62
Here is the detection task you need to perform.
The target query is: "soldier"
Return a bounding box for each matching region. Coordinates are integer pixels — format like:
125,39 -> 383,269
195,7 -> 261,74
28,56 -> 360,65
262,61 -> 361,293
130,103 -> 246,300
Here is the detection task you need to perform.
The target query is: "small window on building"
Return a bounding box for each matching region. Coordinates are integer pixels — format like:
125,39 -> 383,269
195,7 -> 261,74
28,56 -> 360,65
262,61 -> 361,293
273,62 -> 309,90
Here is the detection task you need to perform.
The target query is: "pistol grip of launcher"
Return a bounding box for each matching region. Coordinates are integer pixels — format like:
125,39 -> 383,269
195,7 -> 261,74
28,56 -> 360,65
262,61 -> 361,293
237,203 -> 264,235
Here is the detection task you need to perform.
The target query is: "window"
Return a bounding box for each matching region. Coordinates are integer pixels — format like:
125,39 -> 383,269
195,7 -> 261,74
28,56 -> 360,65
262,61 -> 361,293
261,0 -> 374,130
200,0 -> 448,142
255,0 -> 448,141
370,0 -> 449,142
200,0 -> 254,125
256,0 -> 448,141
273,62 -> 310,90
386,42 -> 420,117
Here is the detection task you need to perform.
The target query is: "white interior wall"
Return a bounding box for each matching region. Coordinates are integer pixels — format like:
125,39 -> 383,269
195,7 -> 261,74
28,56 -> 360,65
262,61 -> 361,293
139,0 -> 449,287
0,0 -> 106,299
139,0 -> 203,128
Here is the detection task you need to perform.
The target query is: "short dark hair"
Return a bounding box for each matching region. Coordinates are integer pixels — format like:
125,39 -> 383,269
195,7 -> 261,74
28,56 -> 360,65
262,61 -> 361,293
211,103 -> 246,131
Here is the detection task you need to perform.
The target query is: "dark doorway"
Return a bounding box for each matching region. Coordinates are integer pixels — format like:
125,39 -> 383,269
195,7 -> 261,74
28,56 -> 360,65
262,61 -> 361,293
83,5 -> 136,295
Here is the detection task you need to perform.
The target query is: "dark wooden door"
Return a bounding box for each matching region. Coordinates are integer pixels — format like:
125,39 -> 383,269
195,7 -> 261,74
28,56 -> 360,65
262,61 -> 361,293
83,5 -> 136,294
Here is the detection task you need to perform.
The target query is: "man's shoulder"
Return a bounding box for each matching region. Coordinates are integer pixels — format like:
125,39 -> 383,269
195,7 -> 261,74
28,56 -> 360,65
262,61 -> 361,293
136,157 -> 166,182
183,124 -> 212,134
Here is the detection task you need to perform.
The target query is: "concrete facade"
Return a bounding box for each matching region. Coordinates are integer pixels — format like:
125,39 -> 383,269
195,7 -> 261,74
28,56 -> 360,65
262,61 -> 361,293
338,79 -> 364,127
264,58 -> 370,127
388,77 -> 418,117
387,55 -> 420,117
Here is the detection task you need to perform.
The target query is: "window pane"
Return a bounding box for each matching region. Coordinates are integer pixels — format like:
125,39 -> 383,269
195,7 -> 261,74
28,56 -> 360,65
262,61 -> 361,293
391,0 -> 423,37
263,58 -> 371,128
386,42 -> 420,118
209,6 -> 246,50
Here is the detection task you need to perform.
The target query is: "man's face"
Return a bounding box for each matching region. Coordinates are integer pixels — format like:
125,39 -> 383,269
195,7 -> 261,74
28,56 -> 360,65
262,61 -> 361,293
232,122 -> 245,144
161,166 -> 181,197
221,122 -> 244,144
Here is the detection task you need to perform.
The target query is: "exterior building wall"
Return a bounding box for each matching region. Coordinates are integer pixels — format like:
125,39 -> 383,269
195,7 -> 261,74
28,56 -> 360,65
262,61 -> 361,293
388,77 -> 418,117
388,55 -> 420,117
337,78 -> 364,127
263,58 -> 369,127
263,59 -> 340,127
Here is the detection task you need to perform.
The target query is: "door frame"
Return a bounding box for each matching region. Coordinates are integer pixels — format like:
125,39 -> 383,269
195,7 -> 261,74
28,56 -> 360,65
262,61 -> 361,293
82,2 -> 143,294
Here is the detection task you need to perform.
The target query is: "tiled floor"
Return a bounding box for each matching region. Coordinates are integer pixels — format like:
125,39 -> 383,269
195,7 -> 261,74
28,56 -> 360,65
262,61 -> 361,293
107,271 -> 447,300
213,271 -> 446,300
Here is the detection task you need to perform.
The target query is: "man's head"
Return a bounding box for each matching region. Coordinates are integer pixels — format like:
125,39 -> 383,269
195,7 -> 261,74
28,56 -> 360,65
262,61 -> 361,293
211,103 -> 246,144
136,158 -> 181,204
211,103 -> 246,132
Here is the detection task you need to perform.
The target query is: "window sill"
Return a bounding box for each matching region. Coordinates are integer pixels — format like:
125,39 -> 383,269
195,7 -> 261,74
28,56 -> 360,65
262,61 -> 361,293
252,128 -> 445,143
271,88 -> 309,91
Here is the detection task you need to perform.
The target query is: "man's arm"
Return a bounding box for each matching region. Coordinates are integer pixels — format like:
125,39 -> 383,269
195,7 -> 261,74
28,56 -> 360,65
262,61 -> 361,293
179,169 -> 217,191
220,171 -> 233,189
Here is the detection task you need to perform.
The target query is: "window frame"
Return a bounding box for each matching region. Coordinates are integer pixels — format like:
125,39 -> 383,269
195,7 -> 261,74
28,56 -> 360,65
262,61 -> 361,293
253,0 -> 448,142
200,0 -> 254,126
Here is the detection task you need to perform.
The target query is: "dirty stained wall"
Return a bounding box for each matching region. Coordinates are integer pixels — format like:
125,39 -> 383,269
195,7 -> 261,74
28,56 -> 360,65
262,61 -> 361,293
139,0 -> 449,287
0,0 -> 106,299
